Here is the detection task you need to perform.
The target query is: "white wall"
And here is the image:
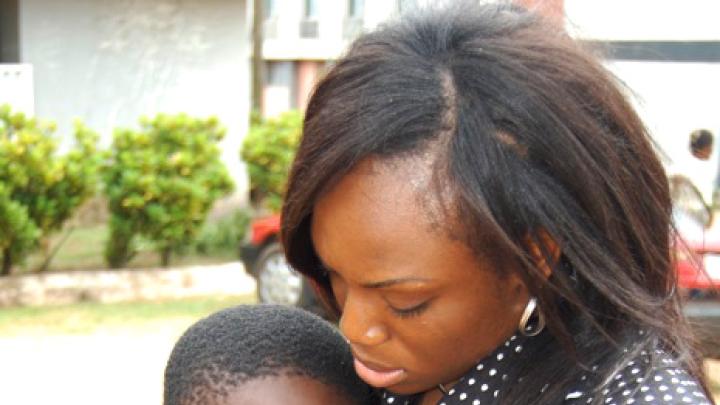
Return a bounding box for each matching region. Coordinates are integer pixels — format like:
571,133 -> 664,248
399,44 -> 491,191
566,0 -> 720,203
18,0 -> 250,193
263,0 -> 346,60
257,0 -> 417,61
565,0 -> 720,40
607,61 -> 720,202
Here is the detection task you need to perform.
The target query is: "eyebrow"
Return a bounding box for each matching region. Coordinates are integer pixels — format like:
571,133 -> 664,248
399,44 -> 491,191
320,260 -> 432,289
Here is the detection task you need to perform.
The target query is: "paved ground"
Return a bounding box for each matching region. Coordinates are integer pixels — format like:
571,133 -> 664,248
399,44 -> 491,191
0,262 -> 258,405
0,320 -> 193,405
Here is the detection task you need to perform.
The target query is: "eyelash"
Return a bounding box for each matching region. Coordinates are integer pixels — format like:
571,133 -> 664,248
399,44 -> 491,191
324,267 -> 430,319
389,301 -> 430,319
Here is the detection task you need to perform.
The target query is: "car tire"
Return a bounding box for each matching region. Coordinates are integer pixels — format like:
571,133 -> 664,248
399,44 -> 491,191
255,242 -> 302,306
254,242 -> 325,316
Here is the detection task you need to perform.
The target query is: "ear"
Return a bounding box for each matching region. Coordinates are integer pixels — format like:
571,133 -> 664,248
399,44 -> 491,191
525,229 -> 561,280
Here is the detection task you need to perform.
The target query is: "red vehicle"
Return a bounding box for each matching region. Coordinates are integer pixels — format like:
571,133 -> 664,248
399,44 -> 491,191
669,176 -> 720,357
240,215 -> 323,314
240,176 -> 720,355
670,176 -> 720,295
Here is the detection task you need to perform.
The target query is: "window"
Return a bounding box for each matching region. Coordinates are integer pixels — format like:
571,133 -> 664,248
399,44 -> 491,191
263,61 -> 296,115
348,0 -> 365,18
301,0 -> 319,38
304,0 -> 318,19
265,61 -> 293,87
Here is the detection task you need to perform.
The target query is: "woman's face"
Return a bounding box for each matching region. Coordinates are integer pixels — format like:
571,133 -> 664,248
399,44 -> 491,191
311,158 -> 529,395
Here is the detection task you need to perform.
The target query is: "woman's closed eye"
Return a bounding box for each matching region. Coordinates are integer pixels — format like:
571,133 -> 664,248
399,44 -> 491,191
388,300 -> 431,319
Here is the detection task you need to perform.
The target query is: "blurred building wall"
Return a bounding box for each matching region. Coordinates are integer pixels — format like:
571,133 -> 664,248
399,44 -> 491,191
7,0 -> 719,205
13,0 -> 251,196
253,0 -> 566,117
566,0 -> 720,203
295,60 -> 322,110
253,0 -> 416,117
516,0 -> 564,25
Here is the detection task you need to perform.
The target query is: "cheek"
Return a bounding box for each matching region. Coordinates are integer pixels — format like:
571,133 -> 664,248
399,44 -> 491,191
392,275 -> 522,368
449,274 -> 524,341
329,274 -> 348,309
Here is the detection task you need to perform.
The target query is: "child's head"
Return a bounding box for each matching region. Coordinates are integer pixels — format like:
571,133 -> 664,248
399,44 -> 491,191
163,304 -> 375,405
690,128 -> 714,160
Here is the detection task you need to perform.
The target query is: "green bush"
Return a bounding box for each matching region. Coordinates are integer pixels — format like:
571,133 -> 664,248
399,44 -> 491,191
103,113 -> 234,268
241,110 -> 302,212
0,105 -> 102,275
0,184 -> 40,274
194,208 -> 251,255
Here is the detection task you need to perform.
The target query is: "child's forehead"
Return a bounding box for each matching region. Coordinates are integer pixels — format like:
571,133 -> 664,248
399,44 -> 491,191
219,374 -> 357,405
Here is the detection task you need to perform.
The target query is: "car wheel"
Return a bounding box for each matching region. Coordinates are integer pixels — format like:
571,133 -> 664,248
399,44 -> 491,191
255,242 -> 303,306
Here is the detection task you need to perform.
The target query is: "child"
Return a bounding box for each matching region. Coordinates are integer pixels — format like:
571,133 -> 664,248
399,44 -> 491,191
163,304 -> 376,405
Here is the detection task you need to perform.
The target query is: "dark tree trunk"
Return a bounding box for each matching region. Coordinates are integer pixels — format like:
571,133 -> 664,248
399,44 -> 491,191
160,248 -> 171,268
251,0 -> 264,116
36,227 -> 74,272
1,248 -> 12,276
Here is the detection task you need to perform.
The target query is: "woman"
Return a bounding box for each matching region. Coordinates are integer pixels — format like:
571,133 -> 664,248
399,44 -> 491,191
281,3 -> 714,404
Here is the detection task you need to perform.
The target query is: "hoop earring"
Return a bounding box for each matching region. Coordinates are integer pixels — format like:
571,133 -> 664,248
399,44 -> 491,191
518,297 -> 545,336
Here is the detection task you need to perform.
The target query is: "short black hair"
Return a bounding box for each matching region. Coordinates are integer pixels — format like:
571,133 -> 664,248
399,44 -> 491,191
163,304 -> 374,405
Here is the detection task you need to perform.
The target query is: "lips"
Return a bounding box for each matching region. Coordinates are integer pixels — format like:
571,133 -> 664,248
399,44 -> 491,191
353,357 -> 407,388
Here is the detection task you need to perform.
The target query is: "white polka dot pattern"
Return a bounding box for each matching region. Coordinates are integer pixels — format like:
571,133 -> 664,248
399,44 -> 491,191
380,334 -> 712,405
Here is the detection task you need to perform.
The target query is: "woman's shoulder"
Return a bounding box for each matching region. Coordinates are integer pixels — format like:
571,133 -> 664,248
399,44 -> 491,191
378,343 -> 713,405
565,350 -> 712,405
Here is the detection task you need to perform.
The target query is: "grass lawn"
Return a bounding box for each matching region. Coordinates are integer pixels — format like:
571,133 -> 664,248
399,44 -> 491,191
0,294 -> 256,336
19,223 -> 237,274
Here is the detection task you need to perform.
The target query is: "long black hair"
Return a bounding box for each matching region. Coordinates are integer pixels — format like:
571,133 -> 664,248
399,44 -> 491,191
281,2 -> 708,404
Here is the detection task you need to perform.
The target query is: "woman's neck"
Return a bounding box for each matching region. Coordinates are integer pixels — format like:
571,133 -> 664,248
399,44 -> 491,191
417,388 -> 444,405
417,379 -> 460,405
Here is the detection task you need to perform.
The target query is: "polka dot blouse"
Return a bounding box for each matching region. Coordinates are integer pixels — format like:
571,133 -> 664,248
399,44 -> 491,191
380,333 -> 712,405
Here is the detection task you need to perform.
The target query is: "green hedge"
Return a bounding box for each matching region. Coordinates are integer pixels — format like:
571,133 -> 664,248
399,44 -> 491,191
103,113 -> 234,268
0,105 -> 102,275
241,110 -> 302,212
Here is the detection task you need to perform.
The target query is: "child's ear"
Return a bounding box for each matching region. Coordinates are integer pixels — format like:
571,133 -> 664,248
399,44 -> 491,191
525,229 -> 561,280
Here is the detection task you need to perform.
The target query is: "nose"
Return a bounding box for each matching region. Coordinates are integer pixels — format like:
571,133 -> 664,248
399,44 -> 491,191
338,291 -> 389,347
